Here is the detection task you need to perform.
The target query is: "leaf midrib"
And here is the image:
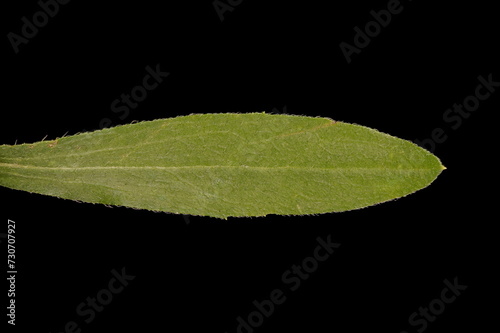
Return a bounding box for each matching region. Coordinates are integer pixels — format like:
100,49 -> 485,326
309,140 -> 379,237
0,162 -> 437,173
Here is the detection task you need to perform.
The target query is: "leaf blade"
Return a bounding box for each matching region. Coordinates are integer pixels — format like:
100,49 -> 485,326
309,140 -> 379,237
0,113 -> 445,218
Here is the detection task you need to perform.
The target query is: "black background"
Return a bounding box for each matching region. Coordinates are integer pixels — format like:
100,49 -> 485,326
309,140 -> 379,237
1,0 -> 498,332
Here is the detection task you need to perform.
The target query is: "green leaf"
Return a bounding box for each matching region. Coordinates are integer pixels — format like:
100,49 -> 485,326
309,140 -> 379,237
0,113 -> 445,219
